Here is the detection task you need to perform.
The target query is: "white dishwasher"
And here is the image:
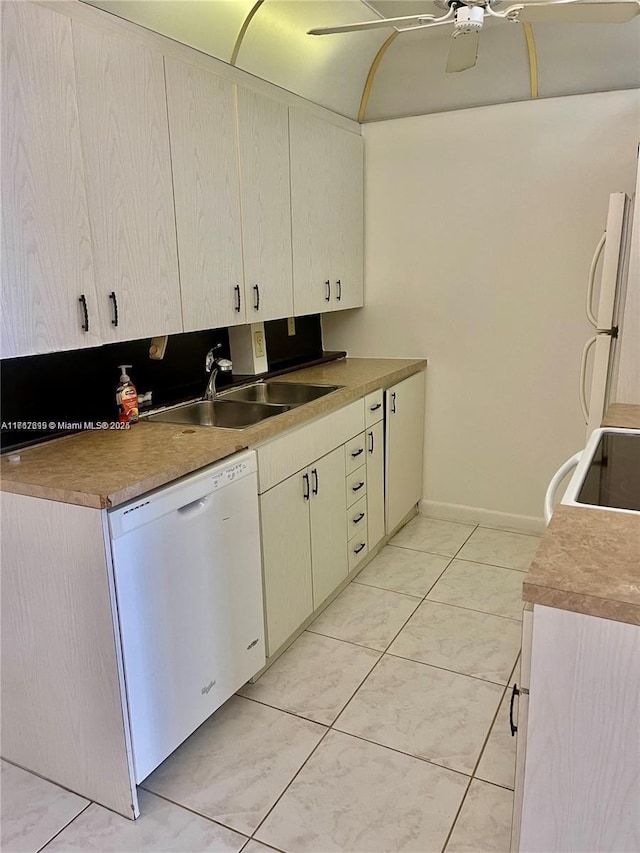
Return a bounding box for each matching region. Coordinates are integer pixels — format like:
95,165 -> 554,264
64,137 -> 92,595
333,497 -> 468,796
108,449 -> 265,784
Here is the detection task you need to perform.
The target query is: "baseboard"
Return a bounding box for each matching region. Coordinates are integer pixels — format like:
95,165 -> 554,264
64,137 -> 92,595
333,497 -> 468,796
419,500 -> 545,536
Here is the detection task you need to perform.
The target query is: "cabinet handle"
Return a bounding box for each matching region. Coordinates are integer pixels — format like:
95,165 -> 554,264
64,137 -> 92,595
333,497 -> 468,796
353,512 -> 365,524
312,468 -> 319,496
253,284 -> 260,312
368,431 -> 374,454
391,391 -> 396,414
351,447 -> 364,458
336,279 -> 342,301
78,295 -> 89,332
352,481 -> 365,492
509,684 -> 520,736
234,285 -> 242,313
325,280 -> 331,302
370,403 -> 382,412
303,472 -> 310,501
108,291 -> 119,327
354,542 -> 366,555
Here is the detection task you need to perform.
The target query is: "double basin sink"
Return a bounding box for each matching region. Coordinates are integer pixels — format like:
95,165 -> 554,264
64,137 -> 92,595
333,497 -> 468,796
146,381 -> 342,430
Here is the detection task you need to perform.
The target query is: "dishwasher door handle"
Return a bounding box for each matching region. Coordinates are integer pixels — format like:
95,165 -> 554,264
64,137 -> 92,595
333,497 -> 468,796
177,496 -> 210,517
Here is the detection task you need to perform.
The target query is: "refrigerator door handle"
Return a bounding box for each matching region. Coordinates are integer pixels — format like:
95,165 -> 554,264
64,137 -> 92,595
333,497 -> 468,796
586,231 -> 606,327
579,335 -> 598,422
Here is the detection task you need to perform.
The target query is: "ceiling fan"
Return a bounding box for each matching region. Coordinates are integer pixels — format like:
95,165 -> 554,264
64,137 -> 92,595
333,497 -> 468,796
308,1 -> 640,73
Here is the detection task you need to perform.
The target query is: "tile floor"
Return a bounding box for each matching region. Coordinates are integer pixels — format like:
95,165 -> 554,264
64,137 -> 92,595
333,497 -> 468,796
1,517 -> 539,853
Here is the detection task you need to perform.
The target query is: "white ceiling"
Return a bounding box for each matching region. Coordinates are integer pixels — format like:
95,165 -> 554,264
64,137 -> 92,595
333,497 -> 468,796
84,0 -> 640,121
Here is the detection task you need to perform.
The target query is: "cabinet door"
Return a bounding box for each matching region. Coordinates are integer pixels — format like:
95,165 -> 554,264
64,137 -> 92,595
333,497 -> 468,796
330,124 -> 364,312
385,371 -> 426,533
73,24 -> 182,342
366,420 -> 385,550
259,471 -> 313,656
1,1 -> 101,357
165,58 -> 245,331
290,109 -> 332,316
309,447 -> 348,608
237,88 -> 293,322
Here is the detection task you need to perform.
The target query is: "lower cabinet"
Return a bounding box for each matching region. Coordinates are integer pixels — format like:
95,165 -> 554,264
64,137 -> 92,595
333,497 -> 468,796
386,371 -> 426,533
259,446 -> 347,656
514,604 -> 640,852
309,447 -> 349,607
259,470 -> 314,656
366,419 -> 385,551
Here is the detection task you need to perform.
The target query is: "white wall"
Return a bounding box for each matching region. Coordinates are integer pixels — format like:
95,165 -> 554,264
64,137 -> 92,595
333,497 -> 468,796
323,90 -> 640,530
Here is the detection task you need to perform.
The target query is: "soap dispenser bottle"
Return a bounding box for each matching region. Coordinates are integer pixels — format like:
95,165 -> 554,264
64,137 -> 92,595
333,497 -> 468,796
116,365 -> 139,424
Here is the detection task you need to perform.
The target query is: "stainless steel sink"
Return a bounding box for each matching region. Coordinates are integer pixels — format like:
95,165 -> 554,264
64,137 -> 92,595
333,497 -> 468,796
146,399 -> 290,429
218,381 -> 342,407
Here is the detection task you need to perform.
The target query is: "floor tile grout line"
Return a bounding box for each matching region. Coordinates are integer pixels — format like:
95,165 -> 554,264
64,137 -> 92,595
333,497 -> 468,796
136,786 -> 253,839
451,555 -> 531,573
440,775 -> 474,853
329,725 -> 475,780
249,726 -> 333,842
304,626 -> 387,653
441,681 -> 512,853
383,650 -> 518,689
420,597 -> 524,623
36,801 -> 93,852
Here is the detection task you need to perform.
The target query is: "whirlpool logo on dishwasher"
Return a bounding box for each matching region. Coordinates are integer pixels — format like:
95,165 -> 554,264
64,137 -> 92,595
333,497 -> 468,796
200,680 -> 216,695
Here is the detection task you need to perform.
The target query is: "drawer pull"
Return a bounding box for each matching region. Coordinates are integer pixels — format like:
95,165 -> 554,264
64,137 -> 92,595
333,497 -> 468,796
351,448 -> 364,458
253,283 -> 260,312
312,467 -> 319,496
325,280 -> 331,302
234,284 -> 241,312
109,291 -> 119,327
353,512 -> 365,524
336,279 -> 342,301
303,472 -> 310,501
79,294 -> 89,332
354,542 -> 366,555
369,403 -> 382,411
352,481 -> 365,492
509,684 -> 520,736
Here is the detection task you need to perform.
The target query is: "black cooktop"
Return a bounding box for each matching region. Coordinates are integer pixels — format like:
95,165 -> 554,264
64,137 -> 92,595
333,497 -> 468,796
577,432 -> 640,512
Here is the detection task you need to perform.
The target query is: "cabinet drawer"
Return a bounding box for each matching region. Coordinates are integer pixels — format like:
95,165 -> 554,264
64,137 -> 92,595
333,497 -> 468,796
346,496 -> 367,539
345,432 -> 367,474
365,389 -> 384,427
348,534 -> 368,571
256,399 -> 364,493
346,465 -> 367,507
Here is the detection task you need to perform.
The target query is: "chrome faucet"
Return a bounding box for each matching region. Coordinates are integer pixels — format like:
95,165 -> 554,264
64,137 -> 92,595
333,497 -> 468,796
203,346 -> 233,401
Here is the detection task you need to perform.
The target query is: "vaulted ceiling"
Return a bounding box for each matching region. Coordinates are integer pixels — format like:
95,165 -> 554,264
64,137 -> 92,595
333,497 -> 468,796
84,0 -> 640,121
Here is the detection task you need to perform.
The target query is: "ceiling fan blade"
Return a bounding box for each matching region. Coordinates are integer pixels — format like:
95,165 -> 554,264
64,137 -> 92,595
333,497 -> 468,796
506,1 -> 640,24
307,12 -> 440,35
445,29 -> 480,72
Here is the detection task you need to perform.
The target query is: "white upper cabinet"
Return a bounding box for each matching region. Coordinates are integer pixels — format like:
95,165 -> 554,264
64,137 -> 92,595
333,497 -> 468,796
331,123 -> 364,311
165,58 -> 245,331
237,88 -> 293,322
290,109 -> 364,316
1,1 -> 101,358
73,23 -> 182,343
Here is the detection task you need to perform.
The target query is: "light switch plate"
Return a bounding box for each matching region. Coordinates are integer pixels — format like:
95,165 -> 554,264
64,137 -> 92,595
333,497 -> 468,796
287,317 -> 296,336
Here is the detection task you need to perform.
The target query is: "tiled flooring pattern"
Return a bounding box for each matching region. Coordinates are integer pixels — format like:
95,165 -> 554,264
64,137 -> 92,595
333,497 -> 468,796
1,518 -> 540,853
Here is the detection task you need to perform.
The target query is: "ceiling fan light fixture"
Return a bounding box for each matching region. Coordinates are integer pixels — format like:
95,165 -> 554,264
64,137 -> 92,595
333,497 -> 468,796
454,5 -> 485,31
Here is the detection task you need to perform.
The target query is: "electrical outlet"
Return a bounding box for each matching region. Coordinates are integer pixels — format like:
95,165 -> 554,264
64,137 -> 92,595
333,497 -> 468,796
287,317 -> 296,336
254,330 -> 265,358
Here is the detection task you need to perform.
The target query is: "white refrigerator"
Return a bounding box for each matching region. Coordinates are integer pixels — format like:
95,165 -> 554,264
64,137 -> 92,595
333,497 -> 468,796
580,191 -> 634,437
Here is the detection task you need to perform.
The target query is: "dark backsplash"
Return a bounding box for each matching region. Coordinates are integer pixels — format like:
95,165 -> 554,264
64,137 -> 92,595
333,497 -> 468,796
1,316 -> 325,452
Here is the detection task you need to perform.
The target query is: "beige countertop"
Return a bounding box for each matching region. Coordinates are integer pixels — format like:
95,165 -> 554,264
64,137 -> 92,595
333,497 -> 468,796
523,403 -> 640,626
601,402 -> 640,429
0,358 -> 426,509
